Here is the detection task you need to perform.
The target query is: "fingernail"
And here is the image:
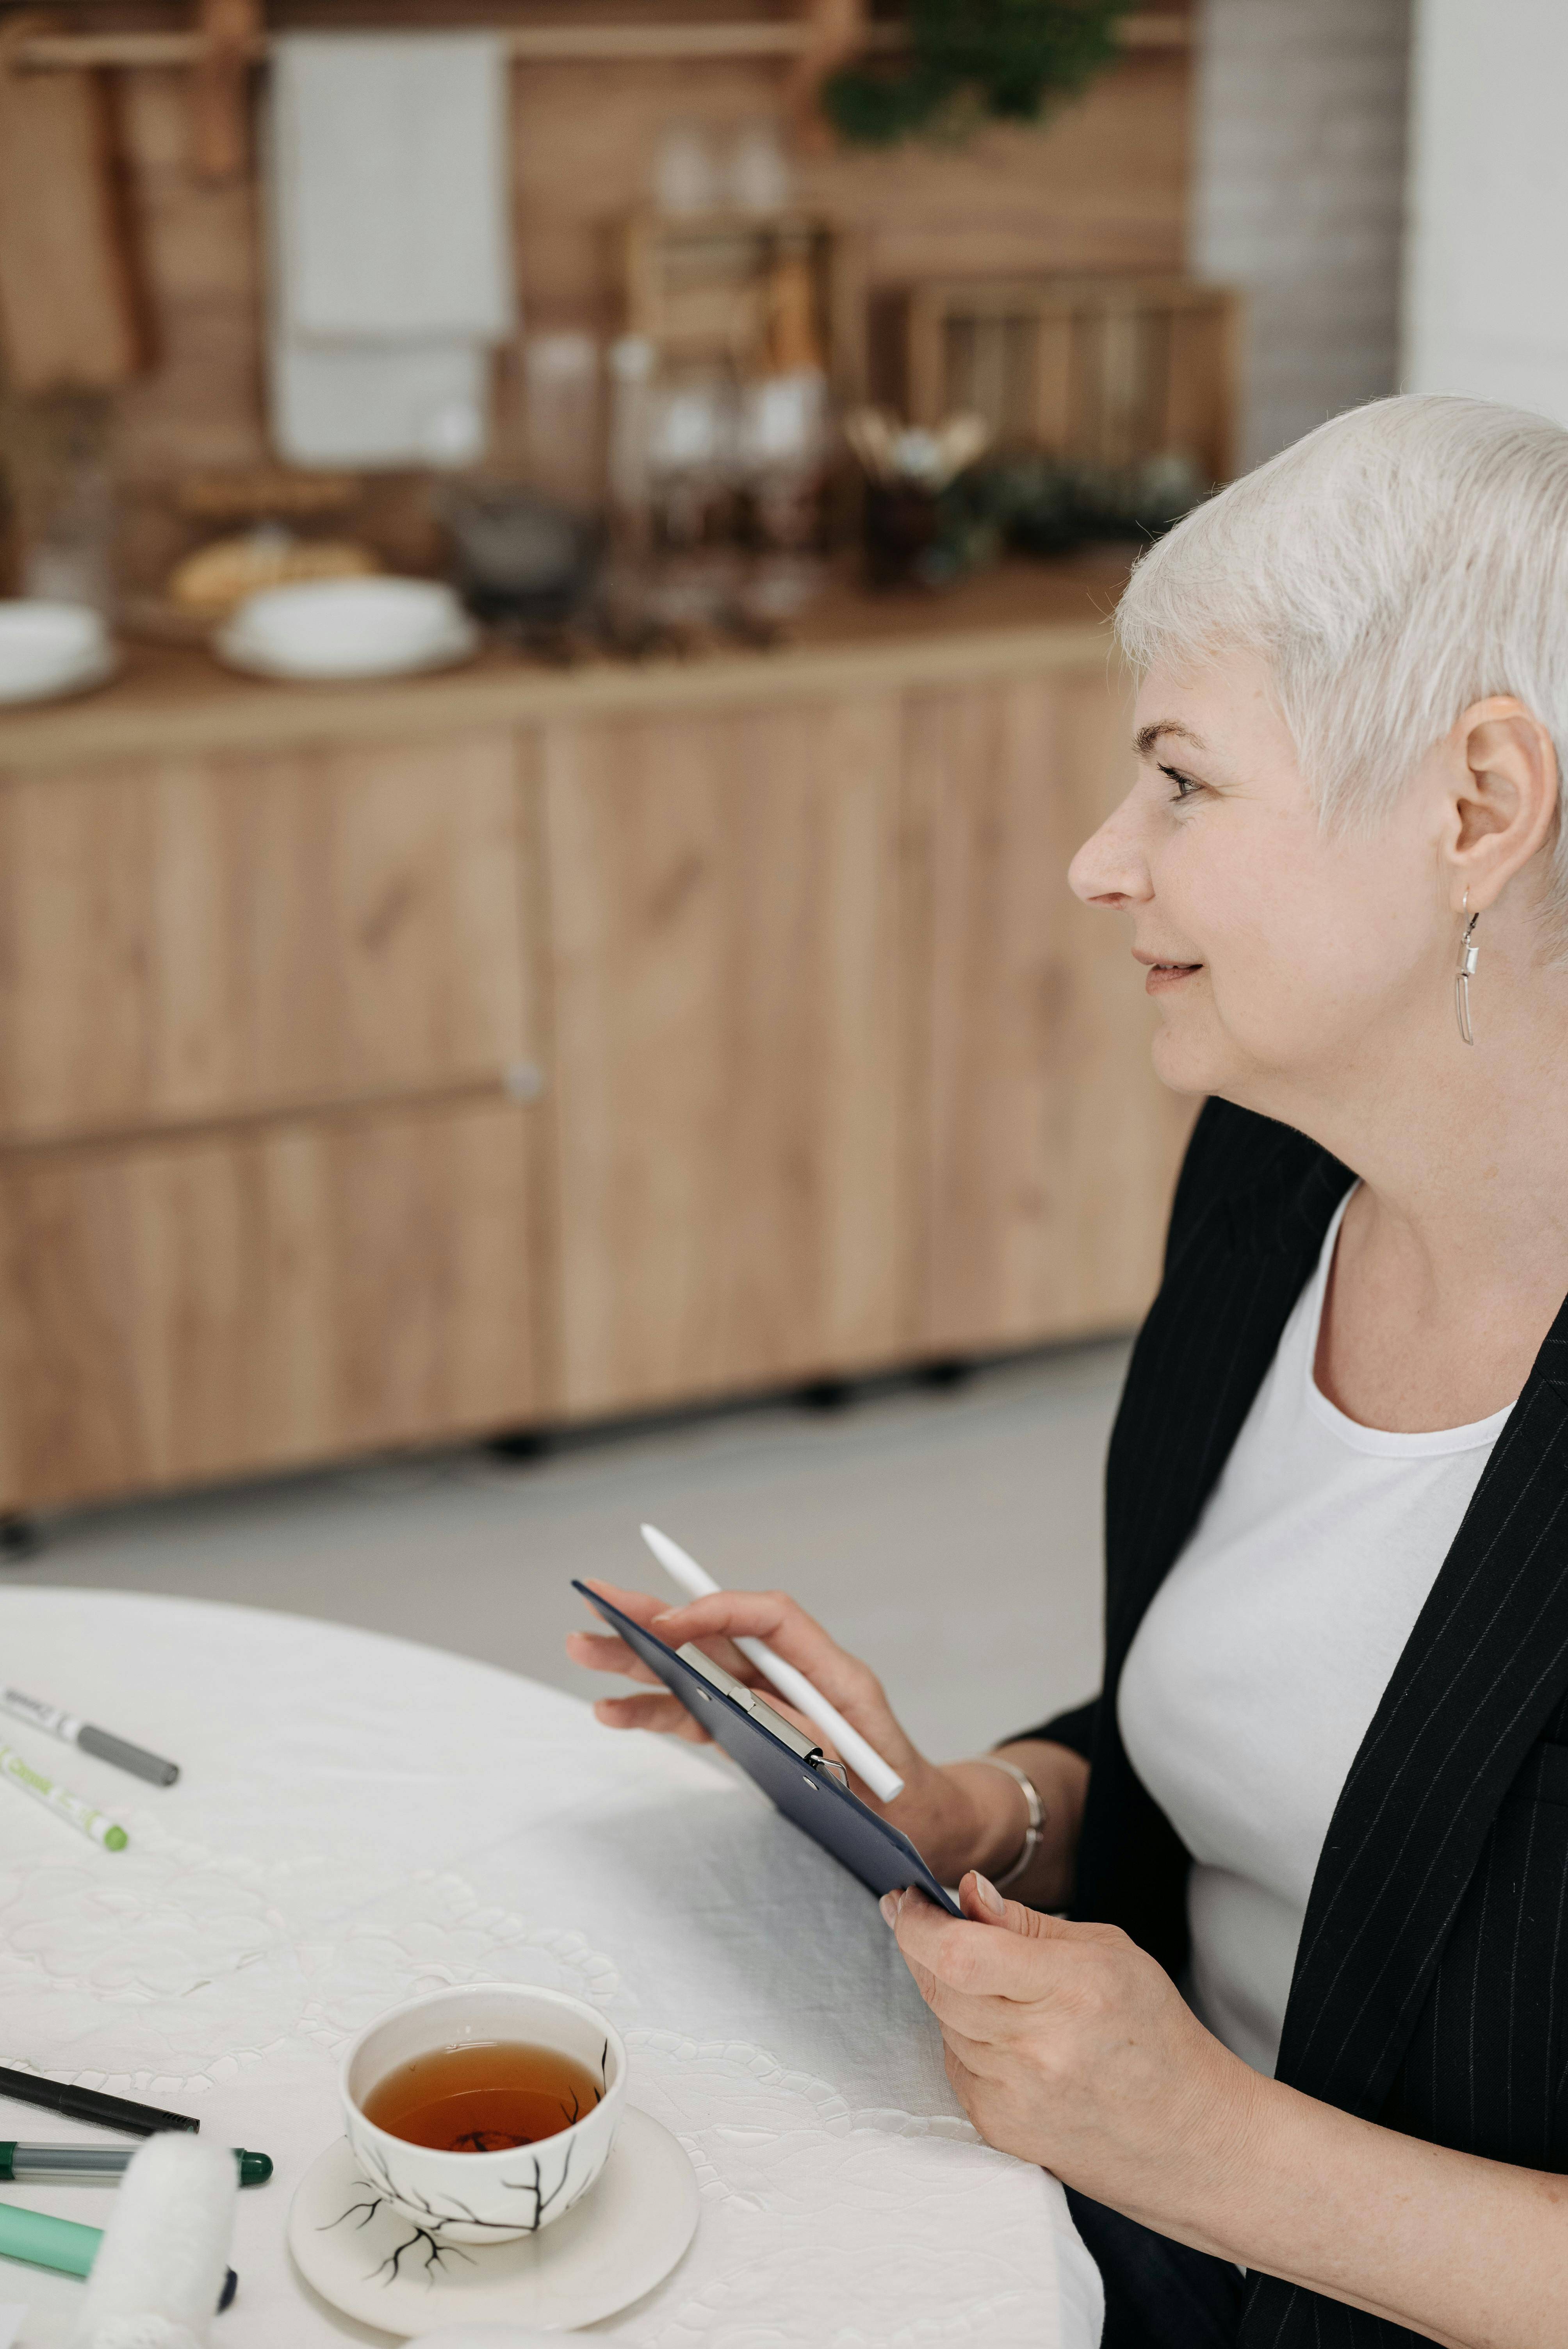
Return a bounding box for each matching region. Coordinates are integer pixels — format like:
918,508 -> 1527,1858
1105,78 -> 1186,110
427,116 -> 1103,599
879,1892 -> 900,1928
972,1872 -> 1006,1919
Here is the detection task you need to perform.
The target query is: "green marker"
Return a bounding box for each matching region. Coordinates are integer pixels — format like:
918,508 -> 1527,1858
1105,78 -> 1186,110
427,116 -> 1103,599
0,1742 -> 127,1851
0,2197 -> 102,2279
0,2198 -> 237,2304
0,2144 -> 271,2187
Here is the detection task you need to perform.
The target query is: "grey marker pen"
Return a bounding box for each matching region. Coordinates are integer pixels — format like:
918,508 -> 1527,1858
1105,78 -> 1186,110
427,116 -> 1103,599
0,1689 -> 180,1788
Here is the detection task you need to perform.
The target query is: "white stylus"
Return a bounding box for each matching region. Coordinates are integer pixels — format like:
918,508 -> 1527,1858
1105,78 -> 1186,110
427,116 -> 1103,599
638,1523 -> 906,1802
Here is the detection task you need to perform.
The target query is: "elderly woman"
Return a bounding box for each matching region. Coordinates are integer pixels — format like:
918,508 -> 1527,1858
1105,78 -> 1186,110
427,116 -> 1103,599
569,394 -> 1568,2349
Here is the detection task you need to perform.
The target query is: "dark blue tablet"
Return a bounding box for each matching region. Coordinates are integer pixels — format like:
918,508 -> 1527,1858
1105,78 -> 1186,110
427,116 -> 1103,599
574,1581 -> 961,1918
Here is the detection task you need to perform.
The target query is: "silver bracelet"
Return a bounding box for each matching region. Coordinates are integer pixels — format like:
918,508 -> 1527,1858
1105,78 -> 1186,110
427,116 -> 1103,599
971,1756 -> 1045,1890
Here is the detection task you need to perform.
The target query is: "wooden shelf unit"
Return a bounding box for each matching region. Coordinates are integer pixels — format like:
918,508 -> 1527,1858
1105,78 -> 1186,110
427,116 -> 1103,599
902,273 -> 1240,481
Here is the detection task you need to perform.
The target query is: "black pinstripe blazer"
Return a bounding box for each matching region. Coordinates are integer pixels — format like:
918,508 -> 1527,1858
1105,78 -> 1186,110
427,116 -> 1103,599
1035,1097 -> 1568,2349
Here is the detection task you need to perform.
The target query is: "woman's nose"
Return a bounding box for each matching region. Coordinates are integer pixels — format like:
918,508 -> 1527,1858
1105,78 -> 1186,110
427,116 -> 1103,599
1068,792 -> 1153,911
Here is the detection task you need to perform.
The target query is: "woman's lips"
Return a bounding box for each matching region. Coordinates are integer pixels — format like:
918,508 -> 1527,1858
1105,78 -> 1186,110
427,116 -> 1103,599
1143,960 -> 1203,994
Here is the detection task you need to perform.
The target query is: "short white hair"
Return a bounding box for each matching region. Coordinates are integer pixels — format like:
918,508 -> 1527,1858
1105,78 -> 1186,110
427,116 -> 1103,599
1115,392 -> 1568,939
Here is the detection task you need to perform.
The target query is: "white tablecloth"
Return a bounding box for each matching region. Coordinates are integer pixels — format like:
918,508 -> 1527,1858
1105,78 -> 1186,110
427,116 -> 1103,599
0,1591 -> 1102,2348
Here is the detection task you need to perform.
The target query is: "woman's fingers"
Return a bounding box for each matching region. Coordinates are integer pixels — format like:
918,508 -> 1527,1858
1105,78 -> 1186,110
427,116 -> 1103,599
651,1587 -> 853,1678
579,1578 -> 684,1632
580,1577 -> 887,1732
565,1627 -> 665,1684
573,1575 -> 906,1766
931,2018 -> 1020,2087
888,1886 -> 1073,1998
577,1581 -> 755,1682
647,1589 -> 898,1732
592,1691 -> 711,1742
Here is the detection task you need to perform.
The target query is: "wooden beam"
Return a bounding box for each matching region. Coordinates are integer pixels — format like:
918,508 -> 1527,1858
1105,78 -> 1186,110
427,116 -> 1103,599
12,13 -> 1192,73
189,0 -> 258,181
787,0 -> 866,153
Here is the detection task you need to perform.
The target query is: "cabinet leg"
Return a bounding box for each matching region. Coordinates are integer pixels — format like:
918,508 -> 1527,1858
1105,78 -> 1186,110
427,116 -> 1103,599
485,1428 -> 554,1464
796,1377 -> 855,1413
0,1515 -> 41,1563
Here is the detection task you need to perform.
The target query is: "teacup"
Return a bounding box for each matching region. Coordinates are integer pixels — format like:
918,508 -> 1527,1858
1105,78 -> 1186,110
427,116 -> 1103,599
340,1983 -> 626,2245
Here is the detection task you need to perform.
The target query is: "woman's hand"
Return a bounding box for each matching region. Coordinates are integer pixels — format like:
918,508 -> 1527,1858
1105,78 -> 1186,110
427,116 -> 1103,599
889,1877 -> 1568,2349
566,1580 -> 1052,1887
885,1873 -> 1261,2216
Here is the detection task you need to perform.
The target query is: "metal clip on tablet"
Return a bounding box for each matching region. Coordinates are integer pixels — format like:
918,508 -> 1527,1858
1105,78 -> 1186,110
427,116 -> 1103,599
677,1642 -> 845,1776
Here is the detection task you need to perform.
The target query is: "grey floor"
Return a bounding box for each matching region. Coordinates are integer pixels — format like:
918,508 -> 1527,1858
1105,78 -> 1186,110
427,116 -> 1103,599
11,1341 -> 1128,1762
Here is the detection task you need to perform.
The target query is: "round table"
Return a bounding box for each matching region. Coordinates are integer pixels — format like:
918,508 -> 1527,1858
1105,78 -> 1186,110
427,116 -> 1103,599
0,1592 -> 1101,2348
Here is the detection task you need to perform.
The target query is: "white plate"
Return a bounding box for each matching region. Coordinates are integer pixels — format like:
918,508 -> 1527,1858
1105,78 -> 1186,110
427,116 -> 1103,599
0,645 -> 119,707
216,576 -> 478,682
288,2110 -> 698,2335
214,616 -> 479,683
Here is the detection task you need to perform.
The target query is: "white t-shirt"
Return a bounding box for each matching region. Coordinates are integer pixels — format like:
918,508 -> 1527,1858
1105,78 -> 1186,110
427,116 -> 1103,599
1117,1187 -> 1513,2076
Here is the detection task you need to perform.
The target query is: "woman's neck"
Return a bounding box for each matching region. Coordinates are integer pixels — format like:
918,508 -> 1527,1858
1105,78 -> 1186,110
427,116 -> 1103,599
1244,943 -> 1568,1428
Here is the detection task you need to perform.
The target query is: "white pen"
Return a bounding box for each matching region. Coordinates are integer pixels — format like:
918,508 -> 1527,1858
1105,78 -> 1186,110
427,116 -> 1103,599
638,1524 -> 906,1802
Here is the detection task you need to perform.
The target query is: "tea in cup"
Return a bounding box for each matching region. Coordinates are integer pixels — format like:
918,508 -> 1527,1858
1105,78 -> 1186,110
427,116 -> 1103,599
340,1984 -> 627,2244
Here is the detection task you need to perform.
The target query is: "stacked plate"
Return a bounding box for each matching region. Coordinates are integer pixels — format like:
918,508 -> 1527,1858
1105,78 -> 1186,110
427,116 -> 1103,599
215,576 -> 479,681
0,602 -> 118,706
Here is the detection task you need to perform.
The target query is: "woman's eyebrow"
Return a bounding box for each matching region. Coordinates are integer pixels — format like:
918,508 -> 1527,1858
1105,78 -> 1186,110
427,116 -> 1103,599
1134,720 -> 1208,759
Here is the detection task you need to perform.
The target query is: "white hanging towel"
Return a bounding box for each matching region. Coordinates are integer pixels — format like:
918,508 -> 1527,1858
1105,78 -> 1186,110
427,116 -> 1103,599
265,32 -> 513,468
270,337 -> 489,469
272,32 -> 513,343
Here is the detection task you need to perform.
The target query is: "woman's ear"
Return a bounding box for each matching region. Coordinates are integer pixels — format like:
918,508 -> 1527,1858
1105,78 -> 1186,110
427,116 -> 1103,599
1445,696 -> 1560,913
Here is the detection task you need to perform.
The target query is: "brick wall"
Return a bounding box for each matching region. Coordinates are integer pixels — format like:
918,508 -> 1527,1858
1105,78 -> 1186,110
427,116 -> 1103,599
1406,0 -> 1568,423
1193,0 -> 1412,471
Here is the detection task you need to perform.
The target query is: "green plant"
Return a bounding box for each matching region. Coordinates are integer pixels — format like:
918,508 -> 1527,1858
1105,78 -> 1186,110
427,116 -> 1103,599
823,0 -> 1136,146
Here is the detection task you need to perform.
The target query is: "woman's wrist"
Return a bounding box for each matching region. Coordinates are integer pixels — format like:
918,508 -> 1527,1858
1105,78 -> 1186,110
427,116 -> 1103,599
900,1743 -> 1088,1900
976,1740 -> 1088,1907
956,1759 -> 1040,1878
983,1758 -> 1045,1886
922,1758 -> 1037,1884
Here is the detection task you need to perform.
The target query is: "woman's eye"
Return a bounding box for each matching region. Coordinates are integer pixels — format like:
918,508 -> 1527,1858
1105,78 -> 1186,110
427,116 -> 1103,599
1160,765 -> 1202,803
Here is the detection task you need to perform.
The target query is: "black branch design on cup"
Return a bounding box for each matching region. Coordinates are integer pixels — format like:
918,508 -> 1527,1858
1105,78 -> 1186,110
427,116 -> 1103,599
499,2133 -> 595,2231
321,2167 -> 478,2286
375,2214 -> 476,2286
343,2140 -> 550,2276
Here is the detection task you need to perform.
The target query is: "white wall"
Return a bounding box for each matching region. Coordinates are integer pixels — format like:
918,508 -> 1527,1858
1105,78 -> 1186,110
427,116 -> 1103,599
1406,0 -> 1568,421
1194,0 -> 1412,471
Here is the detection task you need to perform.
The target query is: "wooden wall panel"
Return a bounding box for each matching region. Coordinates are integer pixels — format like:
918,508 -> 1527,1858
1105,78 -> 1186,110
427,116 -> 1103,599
910,663 -> 1194,1353
542,688 -> 912,1415
0,727 -> 530,1143
0,1097 -> 539,1510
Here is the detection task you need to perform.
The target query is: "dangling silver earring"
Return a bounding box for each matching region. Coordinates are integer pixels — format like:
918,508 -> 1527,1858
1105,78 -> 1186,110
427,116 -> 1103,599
1455,891 -> 1480,1046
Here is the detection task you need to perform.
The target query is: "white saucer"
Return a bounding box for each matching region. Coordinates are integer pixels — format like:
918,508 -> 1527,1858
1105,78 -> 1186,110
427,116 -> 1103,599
213,618 -> 479,683
288,2110 -> 698,2335
0,648 -> 119,706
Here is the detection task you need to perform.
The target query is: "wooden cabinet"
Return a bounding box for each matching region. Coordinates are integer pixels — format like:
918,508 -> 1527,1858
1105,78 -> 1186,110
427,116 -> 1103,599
908,671 -> 1194,1353
0,729 -> 531,1143
0,1099 -> 541,1509
542,691 -> 912,1415
0,602 -> 1192,1513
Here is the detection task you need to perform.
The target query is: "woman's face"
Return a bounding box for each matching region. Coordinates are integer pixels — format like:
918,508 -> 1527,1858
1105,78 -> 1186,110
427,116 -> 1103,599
1068,649 -> 1449,1115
